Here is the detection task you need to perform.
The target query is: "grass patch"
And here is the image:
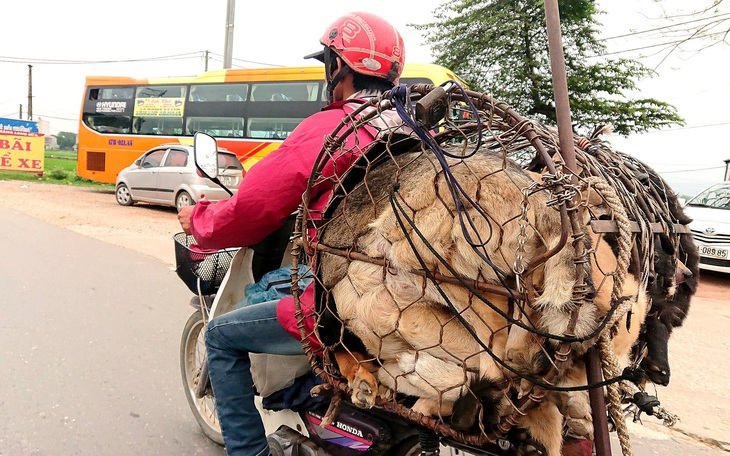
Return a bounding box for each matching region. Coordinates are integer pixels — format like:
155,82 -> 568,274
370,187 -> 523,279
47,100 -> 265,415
0,149 -> 113,190
46,150 -> 77,160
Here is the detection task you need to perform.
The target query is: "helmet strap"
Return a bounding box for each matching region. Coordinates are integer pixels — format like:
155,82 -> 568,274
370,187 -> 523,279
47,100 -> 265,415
323,48 -> 350,103
386,61 -> 401,83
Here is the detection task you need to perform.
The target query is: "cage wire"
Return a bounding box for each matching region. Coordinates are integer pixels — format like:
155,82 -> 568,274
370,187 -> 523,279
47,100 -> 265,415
289,83 -> 690,452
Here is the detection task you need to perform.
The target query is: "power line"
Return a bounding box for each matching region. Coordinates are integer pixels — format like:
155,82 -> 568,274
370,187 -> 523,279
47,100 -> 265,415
601,12 -> 730,41
33,113 -> 78,122
0,52 -> 204,65
660,166 -> 724,174
646,120 -> 730,133
207,52 -> 284,68
600,30 -> 729,56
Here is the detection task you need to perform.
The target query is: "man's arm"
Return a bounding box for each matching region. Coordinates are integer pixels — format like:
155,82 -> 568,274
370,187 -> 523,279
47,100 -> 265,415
183,111 -> 343,250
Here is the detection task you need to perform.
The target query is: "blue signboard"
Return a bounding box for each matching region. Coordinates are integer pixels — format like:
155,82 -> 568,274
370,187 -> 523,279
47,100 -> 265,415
0,117 -> 39,133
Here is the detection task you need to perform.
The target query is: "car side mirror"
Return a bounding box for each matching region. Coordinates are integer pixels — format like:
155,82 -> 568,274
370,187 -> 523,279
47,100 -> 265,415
194,132 -> 219,179
134,159 -> 141,166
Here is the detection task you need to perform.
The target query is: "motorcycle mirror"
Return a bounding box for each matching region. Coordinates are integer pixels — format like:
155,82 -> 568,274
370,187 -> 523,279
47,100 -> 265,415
194,132 -> 219,179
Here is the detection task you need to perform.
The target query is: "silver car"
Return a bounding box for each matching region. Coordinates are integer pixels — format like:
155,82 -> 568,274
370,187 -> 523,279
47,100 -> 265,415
115,144 -> 243,211
684,182 -> 730,274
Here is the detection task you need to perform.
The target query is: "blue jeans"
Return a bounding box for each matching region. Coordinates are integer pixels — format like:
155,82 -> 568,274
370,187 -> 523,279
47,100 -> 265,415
205,300 -> 304,456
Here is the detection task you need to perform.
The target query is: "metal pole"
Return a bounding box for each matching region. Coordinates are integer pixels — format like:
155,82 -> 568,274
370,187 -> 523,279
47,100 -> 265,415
543,0 -> 577,180
542,1 -> 613,454
223,0 -> 235,69
586,347 -> 612,455
27,65 -> 33,121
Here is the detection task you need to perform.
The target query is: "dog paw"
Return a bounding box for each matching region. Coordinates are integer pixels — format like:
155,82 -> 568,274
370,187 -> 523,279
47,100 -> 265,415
310,383 -> 334,397
565,393 -> 594,440
378,384 -> 394,401
350,368 -> 378,409
509,428 -> 547,456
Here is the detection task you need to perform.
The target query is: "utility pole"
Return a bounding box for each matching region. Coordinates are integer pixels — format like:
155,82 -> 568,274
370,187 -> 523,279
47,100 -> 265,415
27,64 -> 33,120
19,104 -> 23,120
223,0 -> 235,69
204,50 -> 209,72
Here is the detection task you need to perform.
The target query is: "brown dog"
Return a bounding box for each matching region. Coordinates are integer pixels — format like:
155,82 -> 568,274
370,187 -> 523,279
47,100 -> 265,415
315,145 -> 625,455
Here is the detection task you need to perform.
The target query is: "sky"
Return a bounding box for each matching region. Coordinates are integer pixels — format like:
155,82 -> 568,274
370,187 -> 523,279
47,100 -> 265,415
1,0 -> 727,197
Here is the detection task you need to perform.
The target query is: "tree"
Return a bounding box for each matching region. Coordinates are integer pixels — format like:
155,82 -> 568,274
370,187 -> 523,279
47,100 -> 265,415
413,0 -> 685,135
56,131 -> 77,150
646,1 -> 730,69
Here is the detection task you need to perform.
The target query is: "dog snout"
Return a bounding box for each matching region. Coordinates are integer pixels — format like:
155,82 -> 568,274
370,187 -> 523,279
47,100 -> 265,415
675,260 -> 692,284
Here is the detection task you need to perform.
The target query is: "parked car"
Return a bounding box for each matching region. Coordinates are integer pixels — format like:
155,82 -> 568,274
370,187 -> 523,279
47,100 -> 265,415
115,144 -> 243,211
683,182 -> 730,273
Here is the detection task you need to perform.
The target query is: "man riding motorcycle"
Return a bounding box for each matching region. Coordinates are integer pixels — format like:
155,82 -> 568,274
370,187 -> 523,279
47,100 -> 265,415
177,12 -> 406,456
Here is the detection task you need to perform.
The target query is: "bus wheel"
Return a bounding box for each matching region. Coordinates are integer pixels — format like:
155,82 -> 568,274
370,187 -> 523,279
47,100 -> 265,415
116,183 -> 134,206
176,191 -> 194,212
181,311 -> 224,445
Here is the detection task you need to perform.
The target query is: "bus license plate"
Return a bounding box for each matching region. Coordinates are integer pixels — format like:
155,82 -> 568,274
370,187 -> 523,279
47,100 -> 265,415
697,244 -> 729,259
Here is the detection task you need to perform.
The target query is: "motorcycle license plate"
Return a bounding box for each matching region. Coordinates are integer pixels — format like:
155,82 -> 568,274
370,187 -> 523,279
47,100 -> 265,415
697,244 -> 729,259
220,176 -> 233,187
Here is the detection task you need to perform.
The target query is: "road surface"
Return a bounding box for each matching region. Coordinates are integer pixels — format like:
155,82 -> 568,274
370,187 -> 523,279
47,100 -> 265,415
0,181 -> 727,455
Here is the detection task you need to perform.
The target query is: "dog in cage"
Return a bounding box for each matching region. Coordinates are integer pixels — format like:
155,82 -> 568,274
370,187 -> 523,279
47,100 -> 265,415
528,125 -> 699,389
312,140 -> 650,455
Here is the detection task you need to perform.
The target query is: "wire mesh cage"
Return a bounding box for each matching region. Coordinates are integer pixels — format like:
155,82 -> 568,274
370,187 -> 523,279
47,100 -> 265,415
290,83 -> 695,454
174,232 -> 238,295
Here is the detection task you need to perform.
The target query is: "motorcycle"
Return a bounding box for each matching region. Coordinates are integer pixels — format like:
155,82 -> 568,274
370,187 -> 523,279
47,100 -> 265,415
173,132 -> 539,456
175,132 -> 603,456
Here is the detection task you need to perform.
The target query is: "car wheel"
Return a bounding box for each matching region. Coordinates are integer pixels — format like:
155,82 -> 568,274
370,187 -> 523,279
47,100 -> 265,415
116,183 -> 134,206
176,191 -> 194,212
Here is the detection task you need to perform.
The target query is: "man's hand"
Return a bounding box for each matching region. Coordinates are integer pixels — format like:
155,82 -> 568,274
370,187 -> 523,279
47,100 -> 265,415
178,205 -> 195,235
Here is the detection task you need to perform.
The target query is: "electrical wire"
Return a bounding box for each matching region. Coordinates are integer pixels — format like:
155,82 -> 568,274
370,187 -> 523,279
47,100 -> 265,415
601,12 -> 730,41
0,52 -> 205,65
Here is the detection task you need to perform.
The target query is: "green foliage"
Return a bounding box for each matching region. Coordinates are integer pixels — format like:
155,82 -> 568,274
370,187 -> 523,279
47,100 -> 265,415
413,0 -> 685,135
56,131 -> 77,150
47,167 -> 71,180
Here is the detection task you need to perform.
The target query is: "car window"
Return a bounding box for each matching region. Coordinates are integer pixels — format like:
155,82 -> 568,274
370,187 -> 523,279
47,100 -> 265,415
687,184 -> 730,209
141,150 -> 166,168
217,152 -> 243,170
164,149 -> 188,167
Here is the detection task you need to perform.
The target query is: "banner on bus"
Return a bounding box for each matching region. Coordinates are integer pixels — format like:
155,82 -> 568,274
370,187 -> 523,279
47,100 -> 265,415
134,98 -> 185,117
0,131 -> 45,173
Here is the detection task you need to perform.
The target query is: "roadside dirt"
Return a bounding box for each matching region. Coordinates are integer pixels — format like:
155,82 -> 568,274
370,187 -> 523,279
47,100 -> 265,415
0,180 -> 181,267
2,180 -> 729,451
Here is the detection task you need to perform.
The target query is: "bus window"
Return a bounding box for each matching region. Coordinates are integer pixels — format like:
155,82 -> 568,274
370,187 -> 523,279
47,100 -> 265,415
190,83 -> 248,102
134,117 -> 184,135
133,84 -> 186,135
247,117 -> 303,139
84,114 -> 132,134
400,77 -> 433,86
136,85 -> 187,99
99,87 -> 135,100
186,117 -> 244,137
251,82 -> 319,102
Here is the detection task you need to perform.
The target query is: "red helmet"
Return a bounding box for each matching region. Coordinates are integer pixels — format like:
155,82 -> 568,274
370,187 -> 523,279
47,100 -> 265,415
306,12 -> 405,84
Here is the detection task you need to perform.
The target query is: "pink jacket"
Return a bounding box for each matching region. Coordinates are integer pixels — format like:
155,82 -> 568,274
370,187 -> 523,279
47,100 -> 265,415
189,100 -> 379,347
